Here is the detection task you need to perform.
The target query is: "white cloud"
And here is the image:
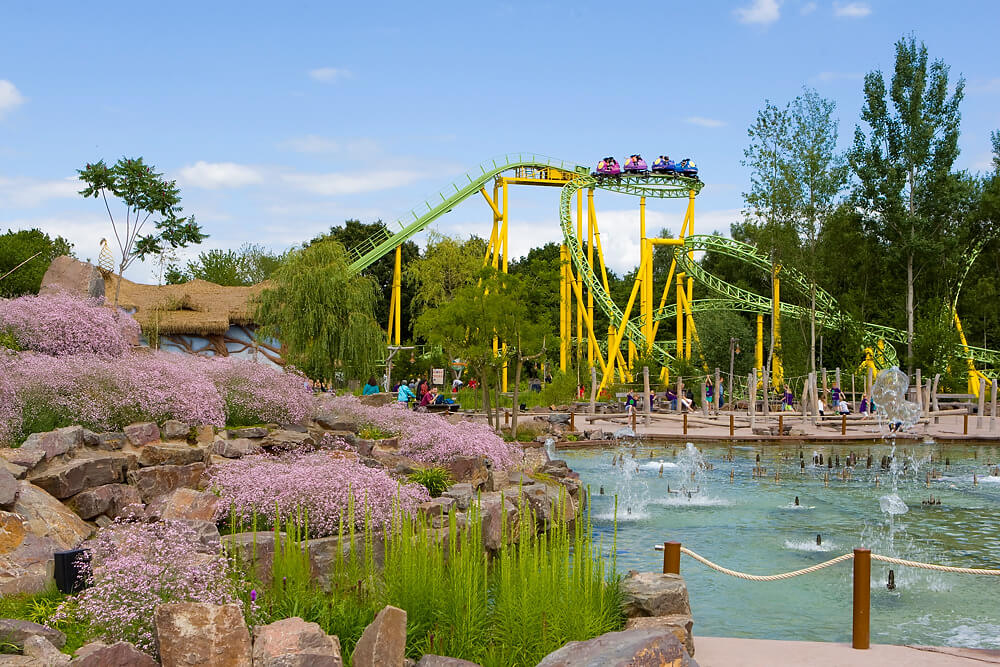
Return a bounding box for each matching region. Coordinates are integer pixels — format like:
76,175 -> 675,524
685,116 -> 726,128
833,2 -> 871,18
0,176 -> 80,207
308,67 -> 352,83
281,169 -> 423,196
734,0 -> 781,25
177,161 -> 265,189
800,1 -> 817,14
0,80 -> 25,119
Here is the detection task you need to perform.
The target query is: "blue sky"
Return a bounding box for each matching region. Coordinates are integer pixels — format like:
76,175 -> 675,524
1,0 -> 998,281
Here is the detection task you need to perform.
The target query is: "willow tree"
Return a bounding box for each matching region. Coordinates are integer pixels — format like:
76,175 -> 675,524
255,239 -> 384,381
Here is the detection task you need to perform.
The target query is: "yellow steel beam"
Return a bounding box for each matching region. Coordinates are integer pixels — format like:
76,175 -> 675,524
568,272 -> 609,376
587,189 -> 595,368
599,251 -> 649,394
479,187 -> 501,219
576,188 -> 583,365
650,195 -> 695,341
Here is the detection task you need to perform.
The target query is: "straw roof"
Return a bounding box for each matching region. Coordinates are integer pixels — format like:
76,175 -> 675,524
109,274 -> 268,336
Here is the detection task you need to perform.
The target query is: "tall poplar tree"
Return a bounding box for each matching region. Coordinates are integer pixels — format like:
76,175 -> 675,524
849,36 -> 965,371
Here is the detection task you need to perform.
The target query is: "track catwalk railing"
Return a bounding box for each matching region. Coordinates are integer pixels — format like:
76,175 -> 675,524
653,540 -> 1000,650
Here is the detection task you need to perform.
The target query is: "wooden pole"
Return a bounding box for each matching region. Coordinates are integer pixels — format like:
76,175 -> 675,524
852,548 -> 871,649
851,373 -> 856,405
729,413 -> 735,437
835,367 -> 841,397
762,371 -> 769,419
590,366 -> 597,414
915,369 -> 922,412
991,379 -> 997,433
748,372 -> 756,428
964,412 -> 969,435
676,377 -> 684,415
978,378 -> 987,431
663,541 -> 681,574
683,412 -> 688,435
714,368 -> 721,415
932,373 -> 941,412
842,414 -> 847,436
822,368 -> 829,403
923,379 -> 931,418
643,366 -> 651,426
867,367 -> 874,401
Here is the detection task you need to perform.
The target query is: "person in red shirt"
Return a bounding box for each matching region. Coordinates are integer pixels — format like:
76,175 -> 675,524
420,387 -> 437,408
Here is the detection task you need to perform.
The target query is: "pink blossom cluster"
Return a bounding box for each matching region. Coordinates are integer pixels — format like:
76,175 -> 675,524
208,450 -> 430,536
58,519 -> 240,657
203,358 -> 312,425
0,292 -> 140,357
320,394 -> 521,470
1,352 -> 225,439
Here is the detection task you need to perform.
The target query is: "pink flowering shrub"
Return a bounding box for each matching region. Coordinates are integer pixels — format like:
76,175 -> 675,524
0,292 -> 139,357
320,394 -> 521,470
57,519 -> 240,657
203,358 -> 311,426
209,450 -> 430,537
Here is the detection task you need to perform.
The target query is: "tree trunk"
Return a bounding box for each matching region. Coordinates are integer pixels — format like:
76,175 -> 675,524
907,251 -> 914,373
511,356 -> 523,438
483,374 -> 493,429
809,279 -> 817,374
494,369 -> 503,433
113,264 -> 125,309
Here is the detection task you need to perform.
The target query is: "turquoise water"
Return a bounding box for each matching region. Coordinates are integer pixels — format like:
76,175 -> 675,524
559,440 -> 1000,648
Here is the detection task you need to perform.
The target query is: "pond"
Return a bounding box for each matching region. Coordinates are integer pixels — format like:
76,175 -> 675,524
559,439 -> 1000,649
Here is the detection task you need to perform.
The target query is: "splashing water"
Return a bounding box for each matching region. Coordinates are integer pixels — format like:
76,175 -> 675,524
543,437 -> 556,462
872,367 -> 922,433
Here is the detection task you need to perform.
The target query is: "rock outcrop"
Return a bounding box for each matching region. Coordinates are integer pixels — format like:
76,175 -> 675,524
154,602 -> 251,667
352,605 -> 407,667
535,627 -> 697,666
252,616 -> 342,666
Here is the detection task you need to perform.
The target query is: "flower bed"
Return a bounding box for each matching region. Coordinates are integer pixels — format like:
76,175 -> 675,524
57,519 -> 240,656
208,450 -> 430,537
321,394 -> 521,470
0,292 -> 140,357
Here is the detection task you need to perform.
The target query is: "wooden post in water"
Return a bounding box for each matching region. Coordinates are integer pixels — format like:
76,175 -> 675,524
643,366 -> 651,427
729,413 -> 735,437
842,414 -> 847,436
853,548 -> 871,649
978,378 -> 987,431
964,412 -> 969,435
915,369 -> 922,413
663,541 -> 681,574
991,379 -> 997,432
924,379 -> 931,418
590,367 -> 597,414
714,368 -> 721,415
683,413 -> 688,435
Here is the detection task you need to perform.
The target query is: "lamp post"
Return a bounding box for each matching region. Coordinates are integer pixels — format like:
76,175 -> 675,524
729,338 -> 741,403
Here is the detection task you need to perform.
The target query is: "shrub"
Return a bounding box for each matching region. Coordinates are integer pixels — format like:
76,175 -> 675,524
208,450 -> 430,537
408,467 -> 453,497
56,519 -> 240,657
0,292 -> 139,357
321,395 -> 521,470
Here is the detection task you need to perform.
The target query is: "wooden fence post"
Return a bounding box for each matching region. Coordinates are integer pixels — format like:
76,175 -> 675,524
643,366 -> 651,426
853,548 -> 871,649
663,542 -> 681,574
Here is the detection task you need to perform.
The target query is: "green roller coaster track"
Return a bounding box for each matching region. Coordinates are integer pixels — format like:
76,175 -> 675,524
347,153 -> 1000,370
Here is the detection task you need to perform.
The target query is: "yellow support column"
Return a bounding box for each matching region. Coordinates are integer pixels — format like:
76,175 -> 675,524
639,197 -> 649,356
587,188 -> 596,369
501,180 -> 509,393
676,273 -> 685,362
560,244 -> 568,372
756,314 -> 764,383
387,252 -> 397,342
772,269 -> 783,391
686,277 -> 693,361
389,246 -> 402,345
576,189 -> 583,366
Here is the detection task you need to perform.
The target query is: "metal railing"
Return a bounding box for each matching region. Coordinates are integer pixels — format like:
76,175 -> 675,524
654,540 -> 1000,650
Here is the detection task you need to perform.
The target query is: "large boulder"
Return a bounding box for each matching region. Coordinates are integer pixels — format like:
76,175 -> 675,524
0,619 -> 66,650
624,615 -> 695,657
226,427 -> 269,439
444,456 -> 489,490
0,524 -> 61,595
71,640 -> 158,666
480,494 -> 518,552
261,430 -> 314,451
12,483 -> 91,549
127,463 -> 206,503
211,438 -> 260,459
0,469 -> 18,508
97,432 -> 127,451
221,532 -> 279,584
308,535 -> 384,591
1,448 -> 44,473
137,443 -> 207,467
415,657 -> 482,667
28,452 -> 134,499
351,605 -> 407,667
66,484 -> 142,520
153,603 -> 251,667
145,488 -> 219,522
123,422 -> 161,447
620,571 -> 692,618
535,627 -> 696,667
22,634 -> 69,664
442,483 -> 474,511
19,427 -> 85,461
252,617 -> 342,666
161,420 -> 190,441
39,255 -> 104,299
313,412 -> 358,432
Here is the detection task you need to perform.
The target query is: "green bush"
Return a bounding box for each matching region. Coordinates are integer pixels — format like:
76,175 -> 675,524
0,587 -> 94,655
408,467 -> 453,497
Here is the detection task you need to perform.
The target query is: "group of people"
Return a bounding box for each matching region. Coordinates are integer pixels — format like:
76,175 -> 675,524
621,376 -> 722,414
779,383 -> 874,416
392,377 -> 462,410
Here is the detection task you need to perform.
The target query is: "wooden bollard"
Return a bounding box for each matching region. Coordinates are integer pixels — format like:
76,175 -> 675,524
570,412 -> 575,430
853,548 -> 871,649
964,413 -> 969,435
631,411 -> 637,431
842,414 -> 846,435
729,414 -> 734,437
778,414 -> 783,435
505,411 -> 510,426
683,413 -> 688,435
663,541 -> 681,574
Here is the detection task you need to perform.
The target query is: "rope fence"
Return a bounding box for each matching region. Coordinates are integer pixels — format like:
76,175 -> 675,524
653,540 -> 1000,650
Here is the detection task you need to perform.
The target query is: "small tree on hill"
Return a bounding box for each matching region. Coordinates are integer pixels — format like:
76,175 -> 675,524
78,157 -> 205,306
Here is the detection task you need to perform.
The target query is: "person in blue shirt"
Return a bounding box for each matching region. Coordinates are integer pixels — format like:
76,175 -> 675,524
397,382 -> 416,406
362,377 -> 380,395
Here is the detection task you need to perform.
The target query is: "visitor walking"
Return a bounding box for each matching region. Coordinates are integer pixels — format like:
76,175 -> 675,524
397,382 -> 416,406
362,377 -> 380,395
782,385 -> 794,411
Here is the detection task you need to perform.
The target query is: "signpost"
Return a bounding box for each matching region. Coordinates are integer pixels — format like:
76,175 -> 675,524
432,368 -> 445,385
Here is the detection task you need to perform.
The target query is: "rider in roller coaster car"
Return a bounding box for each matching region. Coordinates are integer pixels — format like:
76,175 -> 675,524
652,155 -> 677,174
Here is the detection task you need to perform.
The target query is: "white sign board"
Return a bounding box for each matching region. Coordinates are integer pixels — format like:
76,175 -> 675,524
432,368 -> 445,385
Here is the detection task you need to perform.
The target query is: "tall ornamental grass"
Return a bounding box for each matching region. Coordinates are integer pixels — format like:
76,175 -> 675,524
236,489 -> 623,666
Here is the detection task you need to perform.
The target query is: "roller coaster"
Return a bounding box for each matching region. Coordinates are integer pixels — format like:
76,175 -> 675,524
346,153 -> 998,396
